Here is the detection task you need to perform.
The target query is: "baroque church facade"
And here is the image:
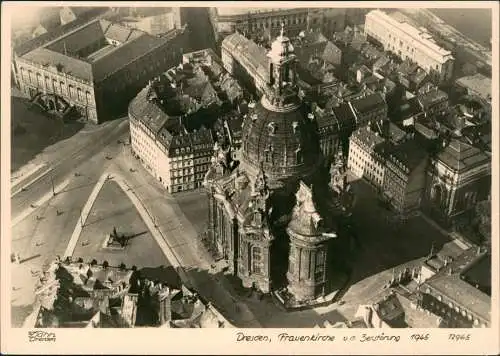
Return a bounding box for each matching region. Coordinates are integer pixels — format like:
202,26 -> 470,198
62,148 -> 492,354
203,27 -> 355,305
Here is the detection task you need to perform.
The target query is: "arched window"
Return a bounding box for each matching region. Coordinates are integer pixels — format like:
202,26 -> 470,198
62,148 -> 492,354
77,87 -> 83,102
60,81 -> 66,95
251,246 -> 262,274
295,148 -> 303,164
86,91 -> 92,105
68,84 -> 75,99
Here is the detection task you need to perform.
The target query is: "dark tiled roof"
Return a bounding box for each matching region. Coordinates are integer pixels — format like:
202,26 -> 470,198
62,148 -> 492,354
91,33 -> 158,82
14,9 -> 109,56
437,139 -> 490,172
461,253 -> 491,296
19,18 -> 180,84
332,102 -> 357,134
387,138 -> 428,172
415,122 -> 439,139
226,118 -> 243,137
399,97 -> 423,120
418,88 -> 448,110
373,293 -> 406,327
350,92 -> 386,115
45,20 -> 106,55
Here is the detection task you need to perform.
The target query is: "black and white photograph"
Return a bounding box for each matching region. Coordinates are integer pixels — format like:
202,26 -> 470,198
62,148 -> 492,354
1,1 -> 498,354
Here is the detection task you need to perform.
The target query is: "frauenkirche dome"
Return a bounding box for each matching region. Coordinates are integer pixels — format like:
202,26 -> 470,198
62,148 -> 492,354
239,24 -> 320,187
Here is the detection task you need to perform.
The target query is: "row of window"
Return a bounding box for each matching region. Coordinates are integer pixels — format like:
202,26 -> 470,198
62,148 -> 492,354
426,292 -> 486,327
20,68 -> 93,105
172,143 -> 212,156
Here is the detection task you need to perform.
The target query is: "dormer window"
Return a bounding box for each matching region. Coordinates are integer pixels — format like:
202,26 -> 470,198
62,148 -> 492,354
268,122 -> 277,135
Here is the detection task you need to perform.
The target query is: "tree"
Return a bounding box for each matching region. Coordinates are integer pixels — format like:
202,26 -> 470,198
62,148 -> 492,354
474,200 -> 491,246
102,261 -> 109,269
90,259 -> 98,266
119,263 -> 126,270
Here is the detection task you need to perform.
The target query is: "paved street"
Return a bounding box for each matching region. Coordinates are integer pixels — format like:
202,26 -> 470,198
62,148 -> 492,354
11,118 -> 129,221
184,7 -> 218,53
10,94 -> 83,173
10,122 -> 129,325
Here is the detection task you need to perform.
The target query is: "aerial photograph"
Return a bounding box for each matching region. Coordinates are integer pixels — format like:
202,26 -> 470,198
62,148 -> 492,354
8,4 -> 492,329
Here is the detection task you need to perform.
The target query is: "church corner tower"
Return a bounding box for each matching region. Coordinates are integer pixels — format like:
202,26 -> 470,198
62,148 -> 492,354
237,165 -> 275,293
286,182 -> 337,303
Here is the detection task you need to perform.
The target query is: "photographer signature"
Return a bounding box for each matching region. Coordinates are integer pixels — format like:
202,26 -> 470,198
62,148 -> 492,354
28,331 -> 56,342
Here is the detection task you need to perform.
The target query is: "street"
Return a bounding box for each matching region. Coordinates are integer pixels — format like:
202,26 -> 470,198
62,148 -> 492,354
184,7 -> 218,53
11,118 -> 129,221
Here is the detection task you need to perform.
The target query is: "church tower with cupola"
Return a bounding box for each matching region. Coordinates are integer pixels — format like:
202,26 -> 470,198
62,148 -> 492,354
239,24 -> 320,190
204,25 -> 351,307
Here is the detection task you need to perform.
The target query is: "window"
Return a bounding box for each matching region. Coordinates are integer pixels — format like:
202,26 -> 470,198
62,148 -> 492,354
36,73 -> 43,88
295,148 -> 302,164
251,246 -> 262,274
45,76 -> 51,91
86,91 -> 92,105
77,88 -> 83,102
315,250 -> 324,279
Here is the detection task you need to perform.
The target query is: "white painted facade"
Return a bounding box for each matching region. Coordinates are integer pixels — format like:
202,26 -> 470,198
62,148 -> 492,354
364,10 -> 454,82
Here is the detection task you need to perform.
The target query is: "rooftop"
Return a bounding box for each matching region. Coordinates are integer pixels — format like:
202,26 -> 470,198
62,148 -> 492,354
14,7 -> 111,56
387,137 -> 429,172
437,138 -> 490,172
456,74 -> 492,102
399,97 -> 423,120
461,253 -> 491,296
423,248 -> 491,322
351,124 -> 385,152
366,10 -> 453,64
216,7 -> 305,17
350,92 -> 386,115
222,32 -> 269,81
417,87 -> 449,109
129,50 -> 243,153
19,18 -> 183,83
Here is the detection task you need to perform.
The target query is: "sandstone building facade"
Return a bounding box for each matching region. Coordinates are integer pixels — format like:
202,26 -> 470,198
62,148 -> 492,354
203,27 -> 355,305
15,18 -> 189,123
